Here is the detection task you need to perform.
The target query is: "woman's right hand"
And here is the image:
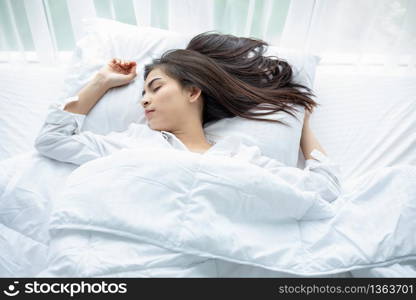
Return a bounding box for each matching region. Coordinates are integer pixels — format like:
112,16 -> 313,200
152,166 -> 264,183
97,58 -> 137,89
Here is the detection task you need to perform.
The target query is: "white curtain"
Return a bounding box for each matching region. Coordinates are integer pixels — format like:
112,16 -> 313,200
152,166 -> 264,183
303,0 -> 416,66
0,0 -> 415,68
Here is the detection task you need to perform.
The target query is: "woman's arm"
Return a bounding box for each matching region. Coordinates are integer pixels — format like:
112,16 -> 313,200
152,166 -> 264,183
300,109 -> 327,159
64,58 -> 137,115
63,73 -> 110,115
34,58 -> 138,165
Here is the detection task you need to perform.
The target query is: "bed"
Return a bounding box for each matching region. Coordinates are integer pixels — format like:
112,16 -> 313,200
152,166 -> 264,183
1,20 -> 415,278
0,64 -> 416,277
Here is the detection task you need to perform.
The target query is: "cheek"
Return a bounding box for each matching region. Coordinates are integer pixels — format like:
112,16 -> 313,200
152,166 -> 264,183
158,87 -> 186,111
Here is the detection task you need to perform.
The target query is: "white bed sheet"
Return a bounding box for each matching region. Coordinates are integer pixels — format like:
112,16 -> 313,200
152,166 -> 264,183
304,66 -> 416,277
308,66 -> 416,180
0,64 -> 65,161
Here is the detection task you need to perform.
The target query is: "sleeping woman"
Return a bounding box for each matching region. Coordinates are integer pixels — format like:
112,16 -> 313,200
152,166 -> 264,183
34,32 -> 342,204
32,32 -> 345,277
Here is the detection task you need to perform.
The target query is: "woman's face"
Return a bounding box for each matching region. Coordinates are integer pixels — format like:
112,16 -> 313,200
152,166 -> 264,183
141,68 -> 200,132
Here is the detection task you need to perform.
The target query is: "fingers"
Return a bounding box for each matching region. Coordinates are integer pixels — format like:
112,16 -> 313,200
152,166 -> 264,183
111,58 -> 136,69
109,58 -> 137,78
305,106 -> 314,114
130,64 -> 137,77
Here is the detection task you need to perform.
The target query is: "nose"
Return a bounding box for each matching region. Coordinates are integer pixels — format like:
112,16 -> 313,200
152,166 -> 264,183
141,97 -> 151,108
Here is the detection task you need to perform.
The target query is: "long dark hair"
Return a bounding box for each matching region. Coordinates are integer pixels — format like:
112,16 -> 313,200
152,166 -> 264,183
144,33 -> 318,127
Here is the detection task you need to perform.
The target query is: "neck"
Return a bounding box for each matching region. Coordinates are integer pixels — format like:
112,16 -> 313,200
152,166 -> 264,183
171,123 -> 212,153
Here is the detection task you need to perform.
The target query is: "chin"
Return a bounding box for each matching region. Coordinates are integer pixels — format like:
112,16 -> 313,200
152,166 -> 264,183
147,122 -> 167,132
147,123 -> 156,130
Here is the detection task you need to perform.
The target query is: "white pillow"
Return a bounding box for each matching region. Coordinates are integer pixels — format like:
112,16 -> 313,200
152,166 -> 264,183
60,18 -> 320,166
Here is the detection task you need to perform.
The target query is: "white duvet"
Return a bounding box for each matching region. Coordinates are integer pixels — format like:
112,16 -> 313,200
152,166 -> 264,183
2,147 -> 415,277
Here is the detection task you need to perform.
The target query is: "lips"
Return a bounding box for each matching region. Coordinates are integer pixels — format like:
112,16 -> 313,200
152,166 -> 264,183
145,110 -> 155,118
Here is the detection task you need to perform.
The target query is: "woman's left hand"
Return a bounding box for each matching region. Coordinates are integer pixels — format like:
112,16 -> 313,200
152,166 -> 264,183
300,106 -> 328,159
303,107 -> 313,128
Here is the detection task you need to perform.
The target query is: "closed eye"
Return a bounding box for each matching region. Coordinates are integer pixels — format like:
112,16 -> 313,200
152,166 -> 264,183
153,86 -> 161,92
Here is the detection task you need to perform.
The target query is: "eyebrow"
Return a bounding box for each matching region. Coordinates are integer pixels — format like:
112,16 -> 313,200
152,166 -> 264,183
142,77 -> 162,96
